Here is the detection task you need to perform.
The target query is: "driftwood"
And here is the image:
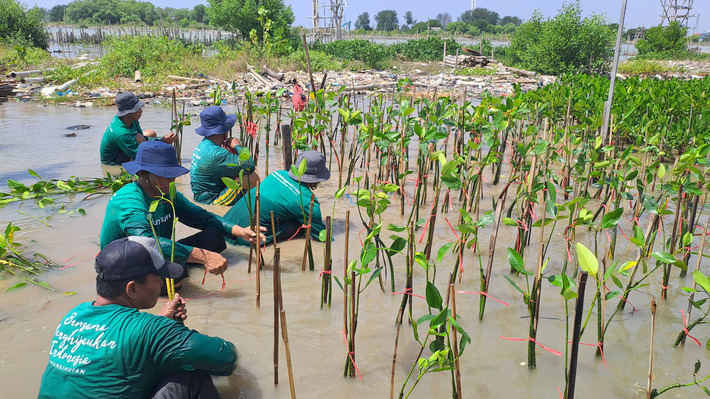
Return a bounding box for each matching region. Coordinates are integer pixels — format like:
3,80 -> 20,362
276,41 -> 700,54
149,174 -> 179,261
167,75 -> 205,82
443,54 -> 491,68
247,65 -> 271,86
0,82 -> 16,102
500,65 -> 537,77
262,65 -> 284,82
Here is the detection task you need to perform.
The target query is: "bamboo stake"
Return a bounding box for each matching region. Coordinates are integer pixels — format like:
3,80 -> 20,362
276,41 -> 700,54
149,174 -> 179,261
646,297 -> 657,399
344,210 -> 350,332
302,194 -> 315,272
281,309 -> 296,399
321,216 -> 332,307
271,211 -> 278,250
566,272 -> 589,399
273,247 -> 280,385
256,184 -> 261,308
301,33 -> 316,95
449,284 -> 462,398
481,182 -> 512,319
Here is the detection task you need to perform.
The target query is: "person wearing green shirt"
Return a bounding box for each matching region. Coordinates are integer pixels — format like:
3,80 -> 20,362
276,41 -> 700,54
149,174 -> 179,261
100,91 -> 177,165
38,236 -> 237,399
191,106 -> 260,206
100,141 -> 265,283
223,151 -> 330,245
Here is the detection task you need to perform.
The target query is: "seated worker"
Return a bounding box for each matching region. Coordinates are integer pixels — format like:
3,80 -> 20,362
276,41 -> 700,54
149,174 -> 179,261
38,236 -> 237,399
100,91 -> 177,165
100,141 -> 265,282
223,151 -> 330,245
191,106 -> 260,206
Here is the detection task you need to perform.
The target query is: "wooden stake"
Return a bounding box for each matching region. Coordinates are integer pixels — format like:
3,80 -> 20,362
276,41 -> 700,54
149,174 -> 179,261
321,216 -> 332,307
449,284 -> 462,398
282,124 -> 293,171
301,33 -> 316,95
273,247 -> 280,385
301,194 -> 315,272
281,309 -> 296,399
646,297 -> 657,399
344,210 -> 350,332
566,272 -> 589,399
256,184 -> 261,308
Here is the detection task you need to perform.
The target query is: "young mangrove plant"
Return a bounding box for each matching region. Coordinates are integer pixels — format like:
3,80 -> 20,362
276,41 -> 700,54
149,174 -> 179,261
397,281 -> 471,398
0,222 -> 61,292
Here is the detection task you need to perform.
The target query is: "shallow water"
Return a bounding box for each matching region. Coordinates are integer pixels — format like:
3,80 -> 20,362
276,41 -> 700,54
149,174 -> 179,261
0,100 -> 708,398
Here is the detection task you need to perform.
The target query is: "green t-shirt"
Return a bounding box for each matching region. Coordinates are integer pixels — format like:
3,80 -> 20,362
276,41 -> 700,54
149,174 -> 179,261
223,170 -> 326,245
100,182 -> 236,264
100,115 -> 159,165
190,139 -> 256,204
38,302 -> 237,399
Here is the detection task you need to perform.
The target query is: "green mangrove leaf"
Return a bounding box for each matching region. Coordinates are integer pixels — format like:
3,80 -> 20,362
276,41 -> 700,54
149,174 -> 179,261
430,308 -> 450,328
318,230 -> 327,242
507,248 -> 527,275
387,223 -> 406,232
437,242 -> 454,263
389,237 -> 406,256
693,271 -> 710,295
605,291 -> 621,300
575,242 -> 598,277
619,261 -> 637,272
682,231 -> 693,247
381,183 -> 399,193
148,200 -> 160,213
503,217 -> 517,227
425,281 -> 443,310
363,267 -> 382,290
168,182 -> 176,201
651,251 -> 676,264
5,282 -> 27,292
414,253 -> 429,270
504,276 -> 525,295
593,160 -> 611,169
222,177 -> 240,190
601,208 -> 623,229
334,187 -> 346,199
416,314 -> 436,325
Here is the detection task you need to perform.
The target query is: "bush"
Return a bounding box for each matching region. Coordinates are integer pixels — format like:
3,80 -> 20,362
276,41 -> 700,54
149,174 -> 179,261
0,44 -> 50,68
312,40 -> 393,69
390,37 -> 460,61
634,21 -> 702,60
616,60 -> 682,75
286,49 -> 343,71
0,0 -> 50,49
502,1 -> 614,75
99,35 -> 200,78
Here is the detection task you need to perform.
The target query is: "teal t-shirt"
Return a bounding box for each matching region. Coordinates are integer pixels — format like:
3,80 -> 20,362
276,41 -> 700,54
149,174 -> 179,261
100,182 -> 236,264
100,115 -> 159,165
223,170 -> 326,245
190,139 -> 256,204
38,302 -> 237,399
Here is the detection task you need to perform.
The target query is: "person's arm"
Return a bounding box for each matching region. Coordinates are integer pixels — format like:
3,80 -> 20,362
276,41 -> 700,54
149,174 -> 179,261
150,315 -> 238,376
115,131 -> 140,160
173,192 -> 237,237
219,145 -> 256,177
118,194 -> 193,264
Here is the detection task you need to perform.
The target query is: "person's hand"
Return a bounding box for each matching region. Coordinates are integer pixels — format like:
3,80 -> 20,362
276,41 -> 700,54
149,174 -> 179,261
232,225 -> 267,243
203,250 -> 228,275
160,293 -> 187,321
162,132 -> 177,145
224,137 -> 241,148
135,133 -> 147,144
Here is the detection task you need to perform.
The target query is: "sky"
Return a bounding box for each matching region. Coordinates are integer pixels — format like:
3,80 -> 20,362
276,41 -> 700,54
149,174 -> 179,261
26,0 -> 710,33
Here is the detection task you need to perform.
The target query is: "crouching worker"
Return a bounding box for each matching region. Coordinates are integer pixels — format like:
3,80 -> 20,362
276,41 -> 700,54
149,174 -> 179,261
100,91 -> 177,165
101,141 -> 265,284
223,151 -> 330,245
38,236 -> 237,399
191,106 -> 260,206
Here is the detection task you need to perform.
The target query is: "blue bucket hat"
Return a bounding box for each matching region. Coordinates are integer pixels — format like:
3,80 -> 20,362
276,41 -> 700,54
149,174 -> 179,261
195,106 -> 237,137
122,141 -> 189,178
288,151 -> 331,184
116,92 -> 145,117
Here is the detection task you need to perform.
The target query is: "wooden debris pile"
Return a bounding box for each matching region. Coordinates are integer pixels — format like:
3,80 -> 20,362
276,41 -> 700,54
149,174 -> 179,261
443,54 -> 492,68
0,65 -> 17,103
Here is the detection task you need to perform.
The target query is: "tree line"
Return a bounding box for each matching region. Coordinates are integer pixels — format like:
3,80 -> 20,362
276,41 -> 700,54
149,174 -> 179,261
45,0 -> 210,28
355,8 -> 523,36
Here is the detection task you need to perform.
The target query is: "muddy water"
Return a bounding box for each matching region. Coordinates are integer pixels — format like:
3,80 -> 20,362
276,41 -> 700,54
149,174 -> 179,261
0,101 -> 708,398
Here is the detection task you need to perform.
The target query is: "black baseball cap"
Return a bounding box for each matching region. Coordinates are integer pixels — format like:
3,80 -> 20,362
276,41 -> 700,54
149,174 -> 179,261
96,236 -> 184,281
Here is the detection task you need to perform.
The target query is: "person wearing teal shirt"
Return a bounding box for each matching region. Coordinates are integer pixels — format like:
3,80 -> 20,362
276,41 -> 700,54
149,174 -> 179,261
100,92 -> 176,165
38,236 -> 237,399
190,106 -> 259,206
223,151 -> 330,245
100,141 -> 265,282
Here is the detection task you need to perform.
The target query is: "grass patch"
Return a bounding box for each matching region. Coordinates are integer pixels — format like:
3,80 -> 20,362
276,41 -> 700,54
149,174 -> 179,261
617,60 -> 684,75
453,67 -> 497,76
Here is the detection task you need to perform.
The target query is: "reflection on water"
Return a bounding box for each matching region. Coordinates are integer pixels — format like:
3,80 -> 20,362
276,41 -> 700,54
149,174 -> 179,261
0,101 -> 707,398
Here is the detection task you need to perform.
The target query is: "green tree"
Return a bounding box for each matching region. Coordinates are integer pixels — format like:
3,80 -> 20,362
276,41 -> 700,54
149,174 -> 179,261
500,15 -> 521,26
374,10 -> 398,31
48,4 -> 67,22
504,1 -> 614,75
403,11 -> 414,25
459,8 -> 498,25
207,0 -> 294,43
636,21 -> 688,57
0,0 -> 50,48
192,4 -> 208,24
436,13 -> 452,28
445,21 -> 469,33
355,12 -> 371,31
